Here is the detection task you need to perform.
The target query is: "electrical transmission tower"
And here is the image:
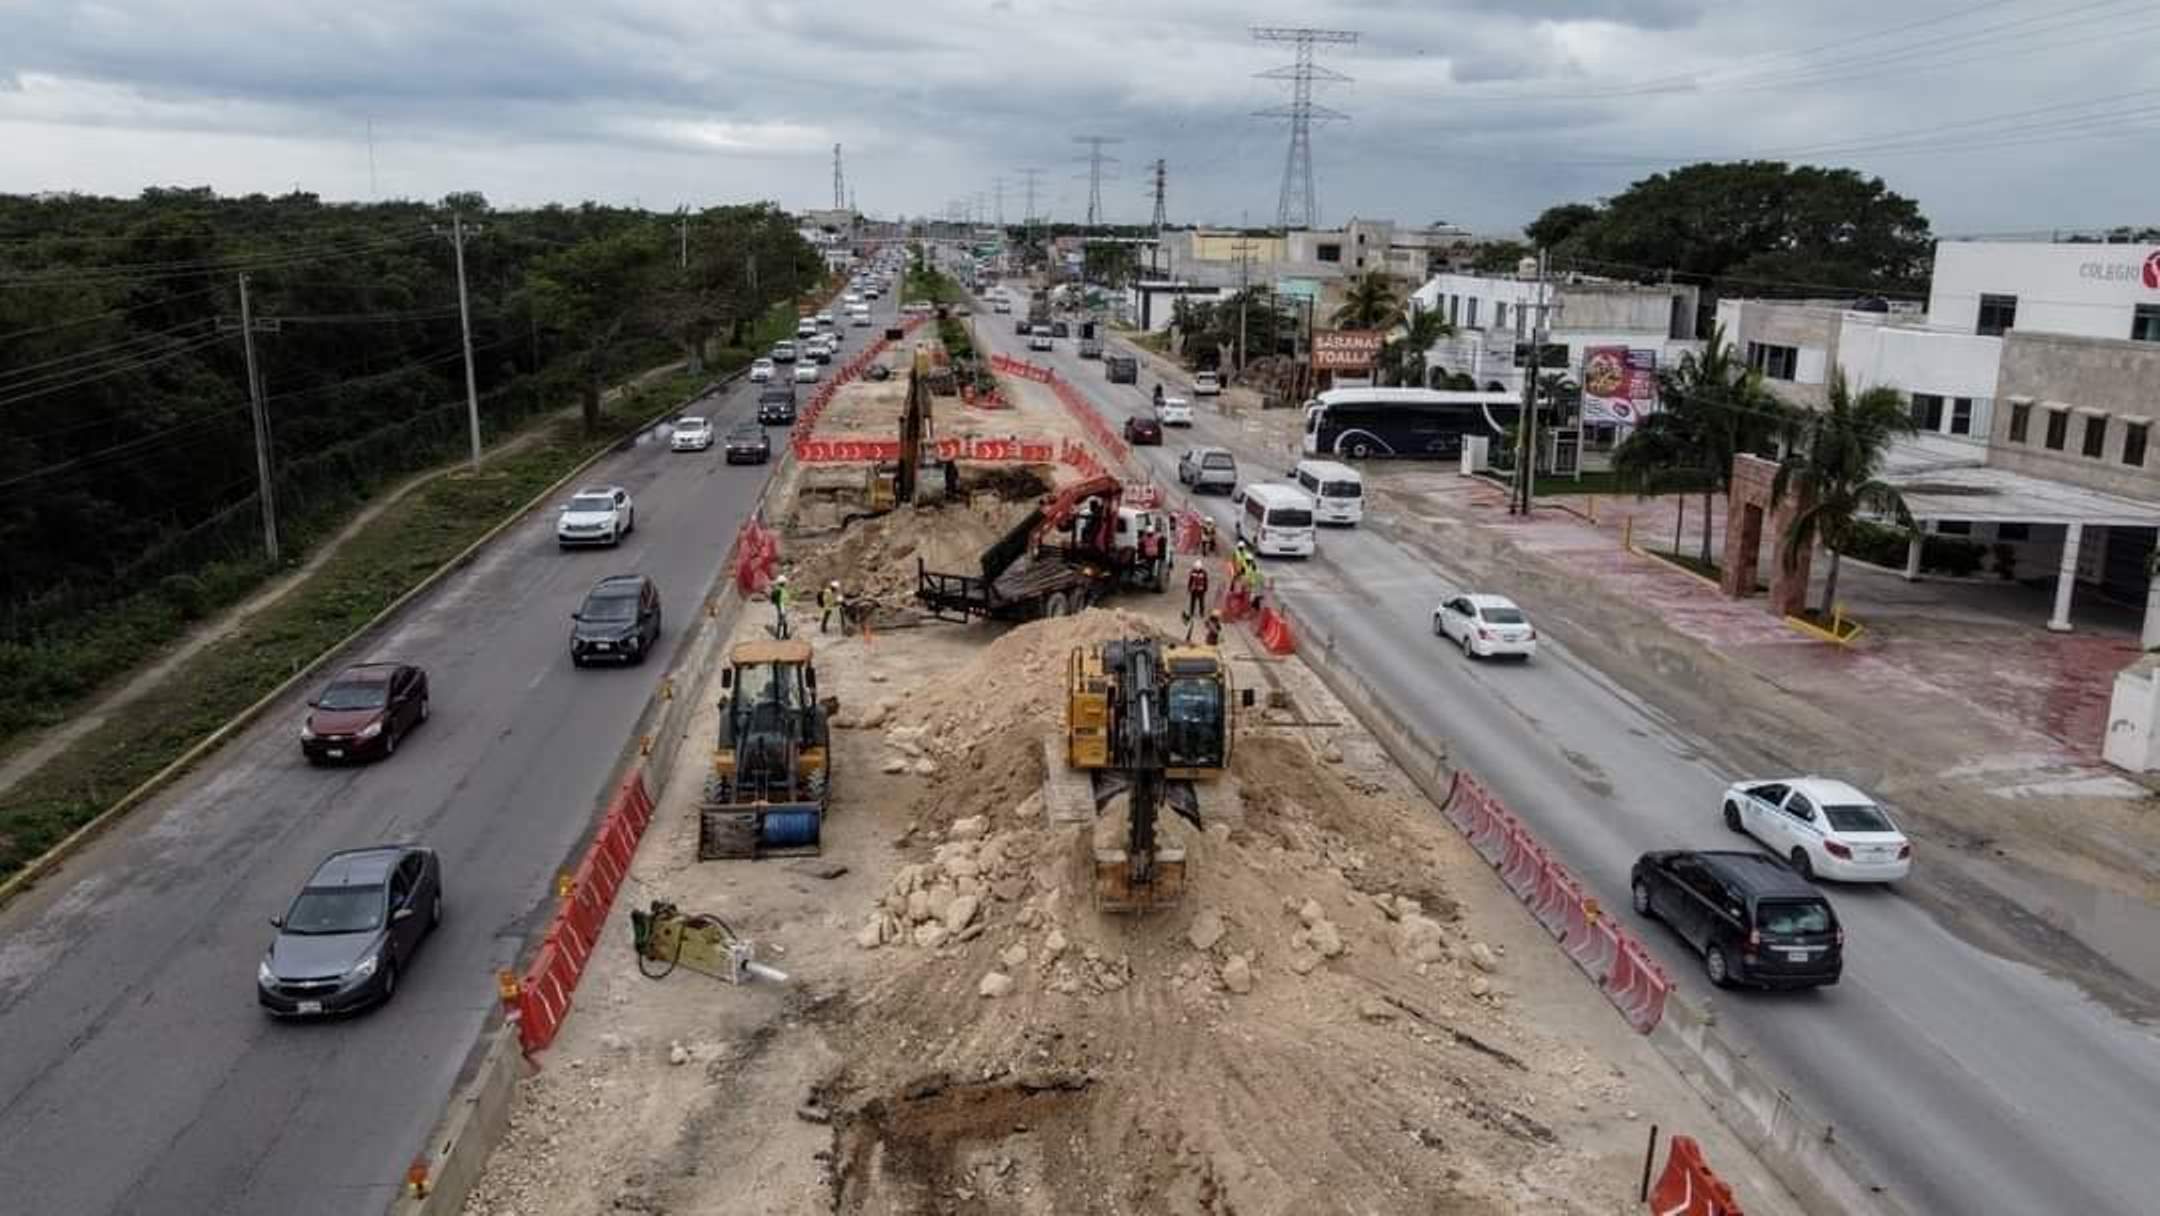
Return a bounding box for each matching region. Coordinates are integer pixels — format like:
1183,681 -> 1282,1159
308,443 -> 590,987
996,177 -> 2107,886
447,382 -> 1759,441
832,144 -> 846,210
1016,167 -> 1044,227
1148,159 -> 1168,233
1252,26 -> 1358,231
1073,135 -> 1123,227
992,176 -> 1006,227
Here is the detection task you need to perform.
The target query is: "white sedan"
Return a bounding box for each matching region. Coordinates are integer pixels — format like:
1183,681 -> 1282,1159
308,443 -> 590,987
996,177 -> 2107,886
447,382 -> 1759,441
793,362 -> 822,384
1433,593 -> 1537,660
1722,777 -> 1912,883
670,416 -> 714,452
749,358 -> 775,383
1154,396 -> 1193,426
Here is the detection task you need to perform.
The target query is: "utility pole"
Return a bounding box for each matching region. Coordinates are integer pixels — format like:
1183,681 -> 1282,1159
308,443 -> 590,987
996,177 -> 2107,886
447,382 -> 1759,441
677,209 -> 689,269
450,214 -> 486,469
1512,248 -> 1550,516
1252,26 -> 1359,230
1234,238 -> 1254,375
233,273 -> 280,563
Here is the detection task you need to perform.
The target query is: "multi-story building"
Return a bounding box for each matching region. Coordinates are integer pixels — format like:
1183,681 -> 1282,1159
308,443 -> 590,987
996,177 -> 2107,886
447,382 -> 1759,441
1716,238 -> 2160,632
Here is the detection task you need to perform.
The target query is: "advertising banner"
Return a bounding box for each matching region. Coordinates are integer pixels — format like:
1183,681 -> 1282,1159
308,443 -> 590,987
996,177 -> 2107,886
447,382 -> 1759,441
1581,347 -> 1658,425
1313,329 -> 1385,370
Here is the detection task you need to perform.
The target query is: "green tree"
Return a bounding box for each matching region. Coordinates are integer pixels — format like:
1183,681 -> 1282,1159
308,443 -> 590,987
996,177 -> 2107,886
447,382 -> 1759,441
1611,328 -> 1788,562
1551,162 -> 1932,294
1525,202 -> 1598,250
1770,370 -> 1916,618
527,227 -> 667,434
1382,307 -> 1455,387
1471,239 -> 1533,274
1331,270 -> 1400,329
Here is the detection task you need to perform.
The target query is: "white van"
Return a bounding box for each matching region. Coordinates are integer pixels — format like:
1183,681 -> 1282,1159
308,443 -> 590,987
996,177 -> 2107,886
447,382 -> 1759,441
1292,459 -> 1365,526
1233,483 -> 1318,558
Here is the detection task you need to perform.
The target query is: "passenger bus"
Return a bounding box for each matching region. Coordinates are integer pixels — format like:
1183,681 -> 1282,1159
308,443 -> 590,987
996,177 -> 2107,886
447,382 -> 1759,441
1300,388 -> 1521,461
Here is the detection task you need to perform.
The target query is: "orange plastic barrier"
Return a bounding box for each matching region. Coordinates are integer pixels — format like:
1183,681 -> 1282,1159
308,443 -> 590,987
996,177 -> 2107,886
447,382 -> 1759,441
1649,1136 -> 1745,1215
1256,607 -> 1296,654
512,771 -> 657,1053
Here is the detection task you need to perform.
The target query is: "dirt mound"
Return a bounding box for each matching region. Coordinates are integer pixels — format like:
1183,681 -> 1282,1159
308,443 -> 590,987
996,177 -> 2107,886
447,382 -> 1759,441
822,702 -> 1638,1214
787,498 -> 1031,606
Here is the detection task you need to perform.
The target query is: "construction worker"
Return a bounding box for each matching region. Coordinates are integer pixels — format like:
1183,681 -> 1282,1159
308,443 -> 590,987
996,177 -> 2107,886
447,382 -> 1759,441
770,574 -> 791,639
1204,612 -> 1223,646
819,580 -> 842,634
1199,516 -> 1217,556
1152,382 -> 1164,408
1138,523 -> 1165,589
1185,559 -> 1210,622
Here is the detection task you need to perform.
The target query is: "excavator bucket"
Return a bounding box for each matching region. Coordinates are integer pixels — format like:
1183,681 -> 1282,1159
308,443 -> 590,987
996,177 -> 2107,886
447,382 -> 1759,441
1093,846 -> 1186,912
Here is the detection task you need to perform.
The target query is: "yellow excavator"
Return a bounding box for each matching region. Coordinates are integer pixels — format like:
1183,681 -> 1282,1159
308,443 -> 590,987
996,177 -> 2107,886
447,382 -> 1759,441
1065,638 -> 1250,910
867,348 -> 955,513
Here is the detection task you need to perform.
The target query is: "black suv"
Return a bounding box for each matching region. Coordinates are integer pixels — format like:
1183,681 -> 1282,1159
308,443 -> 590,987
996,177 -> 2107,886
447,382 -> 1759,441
757,386 -> 797,426
1631,850 -> 1842,989
571,574 -> 662,667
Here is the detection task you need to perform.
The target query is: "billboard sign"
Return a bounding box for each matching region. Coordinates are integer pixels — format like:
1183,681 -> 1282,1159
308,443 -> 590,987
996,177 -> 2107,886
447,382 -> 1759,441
1313,329 -> 1385,370
1581,347 -> 1659,424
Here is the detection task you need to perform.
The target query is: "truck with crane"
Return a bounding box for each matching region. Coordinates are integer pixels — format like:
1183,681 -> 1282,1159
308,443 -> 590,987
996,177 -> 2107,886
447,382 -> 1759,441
915,474 -> 1169,622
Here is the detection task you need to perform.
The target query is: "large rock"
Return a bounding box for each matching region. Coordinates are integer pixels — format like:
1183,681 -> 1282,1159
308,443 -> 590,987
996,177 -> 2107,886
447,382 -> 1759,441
943,894 -> 982,932
856,920 -> 885,950
945,856 -> 983,880
1221,955 -> 1254,995
1392,914 -> 1450,965
880,754 -> 908,774
1308,918 -> 1346,959
950,816 -> 988,841
1000,943 -> 1029,968
1043,928 -> 1069,960
1468,941 -> 1498,974
924,884 -> 957,921
914,922 -> 950,950
911,756 -> 938,776
1298,899 -> 1326,928
1186,909 -> 1226,952
979,971 -> 1015,999
906,890 -> 933,924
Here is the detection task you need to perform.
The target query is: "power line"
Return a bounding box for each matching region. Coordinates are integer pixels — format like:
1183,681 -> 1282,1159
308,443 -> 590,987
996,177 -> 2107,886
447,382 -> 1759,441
1252,26 -> 1359,231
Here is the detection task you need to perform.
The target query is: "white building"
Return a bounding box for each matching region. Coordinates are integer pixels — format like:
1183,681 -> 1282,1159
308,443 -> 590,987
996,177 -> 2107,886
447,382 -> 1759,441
1717,238 -> 2160,637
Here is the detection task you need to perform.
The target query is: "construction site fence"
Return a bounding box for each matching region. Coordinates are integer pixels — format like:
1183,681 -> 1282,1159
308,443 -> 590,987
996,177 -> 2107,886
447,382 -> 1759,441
791,436 -> 1058,464
789,315 -> 930,442
509,770 -> 655,1054
1650,1134 -> 1746,1215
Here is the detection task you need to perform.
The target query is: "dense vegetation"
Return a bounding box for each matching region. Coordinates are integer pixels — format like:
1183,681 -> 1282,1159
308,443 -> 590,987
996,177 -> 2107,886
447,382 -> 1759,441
0,188 -> 824,742
1527,161 -> 1936,299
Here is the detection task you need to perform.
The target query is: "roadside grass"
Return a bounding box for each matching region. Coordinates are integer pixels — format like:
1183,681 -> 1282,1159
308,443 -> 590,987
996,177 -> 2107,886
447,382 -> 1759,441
0,371 -> 704,882
1641,546 -> 1769,593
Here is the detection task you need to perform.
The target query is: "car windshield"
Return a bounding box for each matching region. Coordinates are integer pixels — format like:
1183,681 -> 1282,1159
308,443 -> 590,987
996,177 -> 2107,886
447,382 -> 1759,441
568,495 -> 614,513
582,594 -> 638,623
317,680 -> 387,711
1267,509 -> 1313,528
1825,804 -> 1895,833
678,417 -> 705,430
1203,454 -> 1235,469
1758,900 -> 1832,936
1480,606 -> 1528,625
284,884 -> 384,934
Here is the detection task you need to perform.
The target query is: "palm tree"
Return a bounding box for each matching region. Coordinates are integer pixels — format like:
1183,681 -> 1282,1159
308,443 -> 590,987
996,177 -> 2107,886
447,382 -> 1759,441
1332,270 -> 1400,330
1383,306 -> 1454,386
1771,369 -> 1916,619
1610,326 -> 1788,563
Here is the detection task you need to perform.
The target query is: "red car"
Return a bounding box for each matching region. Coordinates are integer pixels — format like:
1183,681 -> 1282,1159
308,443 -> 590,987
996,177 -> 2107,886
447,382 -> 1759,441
1124,415 -> 1164,446
301,662 -> 430,764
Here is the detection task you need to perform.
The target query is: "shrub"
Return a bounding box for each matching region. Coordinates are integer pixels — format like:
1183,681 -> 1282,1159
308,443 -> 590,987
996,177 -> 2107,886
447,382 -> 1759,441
1839,518 -> 1986,575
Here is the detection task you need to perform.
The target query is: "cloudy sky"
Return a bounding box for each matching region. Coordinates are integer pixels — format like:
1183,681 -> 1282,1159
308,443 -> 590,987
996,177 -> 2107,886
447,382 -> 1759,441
3,0 -> 2156,236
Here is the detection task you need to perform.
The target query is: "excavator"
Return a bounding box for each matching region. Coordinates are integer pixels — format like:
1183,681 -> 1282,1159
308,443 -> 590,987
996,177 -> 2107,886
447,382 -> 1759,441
1065,637 -> 1250,910
867,347 -> 956,513
697,638 -> 835,860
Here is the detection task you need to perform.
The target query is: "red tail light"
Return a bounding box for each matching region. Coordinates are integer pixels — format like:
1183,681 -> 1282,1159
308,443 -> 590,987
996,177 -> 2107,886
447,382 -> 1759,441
1835,926 -> 1845,947
1896,843 -> 1912,859
1747,928 -> 1761,949
1824,841 -> 1853,859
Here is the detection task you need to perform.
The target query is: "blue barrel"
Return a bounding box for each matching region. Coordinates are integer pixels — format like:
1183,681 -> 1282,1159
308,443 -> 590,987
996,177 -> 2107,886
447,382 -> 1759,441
761,807 -> 822,850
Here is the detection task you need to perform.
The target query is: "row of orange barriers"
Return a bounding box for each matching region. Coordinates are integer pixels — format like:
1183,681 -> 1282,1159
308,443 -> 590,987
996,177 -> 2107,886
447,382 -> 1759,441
791,435 -> 1058,464
1447,770 -> 1674,1033
788,314 -> 929,441
506,771 -> 656,1053
732,516 -> 780,597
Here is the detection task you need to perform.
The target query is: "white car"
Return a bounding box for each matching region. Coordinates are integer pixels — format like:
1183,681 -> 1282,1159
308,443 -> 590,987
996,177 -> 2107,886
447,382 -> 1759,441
851,311 -> 872,327
749,359 -> 775,383
557,485 -> 635,548
1192,371 -> 1221,396
670,416 -> 713,452
815,311 -> 835,329
1722,777 -> 1912,883
1433,593 -> 1537,660
771,341 -> 796,364
796,319 -> 818,338
793,362 -> 821,383
843,292 -> 862,305
1155,396 -> 1193,426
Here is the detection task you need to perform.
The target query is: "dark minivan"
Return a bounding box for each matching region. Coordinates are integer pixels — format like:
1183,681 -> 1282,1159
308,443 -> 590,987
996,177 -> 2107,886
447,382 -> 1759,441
571,573 -> 662,666
1630,849 -> 1842,989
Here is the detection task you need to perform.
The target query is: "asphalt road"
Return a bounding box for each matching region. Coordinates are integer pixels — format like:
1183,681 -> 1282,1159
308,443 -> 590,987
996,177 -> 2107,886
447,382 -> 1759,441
967,297 -> 2160,1216
0,285 -> 895,1216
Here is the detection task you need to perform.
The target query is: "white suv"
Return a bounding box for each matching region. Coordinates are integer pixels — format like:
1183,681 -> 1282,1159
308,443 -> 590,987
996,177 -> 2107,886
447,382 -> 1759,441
557,485 -> 635,548
749,358 -> 775,383
1192,371 -> 1221,396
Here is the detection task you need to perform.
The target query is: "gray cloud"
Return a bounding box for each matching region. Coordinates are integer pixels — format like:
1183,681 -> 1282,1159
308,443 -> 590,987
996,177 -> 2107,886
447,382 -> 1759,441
1,0 -> 2155,235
